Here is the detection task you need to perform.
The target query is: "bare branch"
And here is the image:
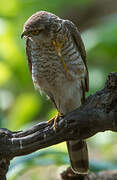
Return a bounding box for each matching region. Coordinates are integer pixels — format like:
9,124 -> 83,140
0,72 -> 117,179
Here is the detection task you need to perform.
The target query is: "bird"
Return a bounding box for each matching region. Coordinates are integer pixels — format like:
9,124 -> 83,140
21,11 -> 89,174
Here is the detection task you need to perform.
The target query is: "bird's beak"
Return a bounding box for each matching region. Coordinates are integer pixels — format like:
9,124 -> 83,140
21,32 -> 24,39
21,31 -> 28,39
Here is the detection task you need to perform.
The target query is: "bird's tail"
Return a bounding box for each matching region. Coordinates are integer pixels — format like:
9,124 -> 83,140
66,140 -> 89,174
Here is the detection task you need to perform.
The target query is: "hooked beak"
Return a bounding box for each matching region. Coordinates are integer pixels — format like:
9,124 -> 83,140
21,31 -> 28,39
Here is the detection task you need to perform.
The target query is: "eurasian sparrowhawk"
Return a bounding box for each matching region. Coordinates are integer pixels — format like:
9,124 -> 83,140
21,11 -> 89,174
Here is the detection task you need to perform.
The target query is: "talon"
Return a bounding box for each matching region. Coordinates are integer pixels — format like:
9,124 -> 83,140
53,115 -> 58,130
48,112 -> 61,130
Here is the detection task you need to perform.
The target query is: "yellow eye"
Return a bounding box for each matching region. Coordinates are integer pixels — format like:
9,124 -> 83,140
31,30 -> 40,35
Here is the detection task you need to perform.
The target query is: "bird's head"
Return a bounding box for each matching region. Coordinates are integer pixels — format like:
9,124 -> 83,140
21,11 -> 62,42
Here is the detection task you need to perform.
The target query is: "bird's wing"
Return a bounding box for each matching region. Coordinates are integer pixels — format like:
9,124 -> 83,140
26,38 -> 32,74
64,20 -> 89,174
64,20 -> 89,92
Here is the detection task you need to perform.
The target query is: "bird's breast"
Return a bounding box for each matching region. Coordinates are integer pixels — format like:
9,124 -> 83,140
30,35 -> 85,91
30,42 -> 67,90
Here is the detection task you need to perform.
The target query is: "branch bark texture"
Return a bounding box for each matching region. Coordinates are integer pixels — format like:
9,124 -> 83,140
0,72 -> 117,179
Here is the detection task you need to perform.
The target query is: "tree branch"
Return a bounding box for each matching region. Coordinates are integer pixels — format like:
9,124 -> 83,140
0,72 -> 117,179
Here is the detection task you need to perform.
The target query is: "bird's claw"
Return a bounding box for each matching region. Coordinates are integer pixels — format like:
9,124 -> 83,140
48,112 -> 61,130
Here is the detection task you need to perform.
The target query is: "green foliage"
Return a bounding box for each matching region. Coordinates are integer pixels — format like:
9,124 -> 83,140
8,93 -> 42,129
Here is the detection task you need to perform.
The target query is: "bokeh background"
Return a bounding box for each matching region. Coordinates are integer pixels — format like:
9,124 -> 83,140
0,0 -> 117,179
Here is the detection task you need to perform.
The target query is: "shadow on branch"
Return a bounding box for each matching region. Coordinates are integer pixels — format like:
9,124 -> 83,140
0,72 -> 117,180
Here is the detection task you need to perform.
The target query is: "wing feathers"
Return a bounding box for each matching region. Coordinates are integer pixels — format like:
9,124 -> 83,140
64,20 -> 89,92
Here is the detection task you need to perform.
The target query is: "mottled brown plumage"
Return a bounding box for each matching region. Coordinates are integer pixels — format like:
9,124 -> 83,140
21,11 -> 89,174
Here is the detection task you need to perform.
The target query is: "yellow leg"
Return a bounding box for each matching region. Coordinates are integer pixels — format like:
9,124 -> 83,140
48,112 -> 61,130
48,99 -> 62,130
52,37 -> 72,80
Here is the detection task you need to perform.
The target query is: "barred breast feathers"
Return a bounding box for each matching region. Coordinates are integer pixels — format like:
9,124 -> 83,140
26,23 -> 87,94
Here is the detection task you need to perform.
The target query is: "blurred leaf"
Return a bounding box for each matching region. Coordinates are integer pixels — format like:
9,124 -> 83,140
0,62 -> 12,85
0,0 -> 19,16
8,93 -> 42,130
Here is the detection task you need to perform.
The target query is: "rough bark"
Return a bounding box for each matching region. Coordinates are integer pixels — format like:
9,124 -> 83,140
0,72 -> 117,179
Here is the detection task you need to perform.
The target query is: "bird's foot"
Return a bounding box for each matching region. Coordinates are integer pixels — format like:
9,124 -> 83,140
48,112 -> 62,130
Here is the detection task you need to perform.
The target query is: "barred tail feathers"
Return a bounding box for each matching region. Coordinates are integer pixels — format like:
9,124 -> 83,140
66,140 -> 89,174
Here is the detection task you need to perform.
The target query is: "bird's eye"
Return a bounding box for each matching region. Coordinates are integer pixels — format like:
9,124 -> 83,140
31,30 -> 40,35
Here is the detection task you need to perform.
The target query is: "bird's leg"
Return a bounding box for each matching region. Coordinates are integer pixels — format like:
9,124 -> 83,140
48,112 -> 61,130
52,37 -> 72,80
48,99 -> 62,130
